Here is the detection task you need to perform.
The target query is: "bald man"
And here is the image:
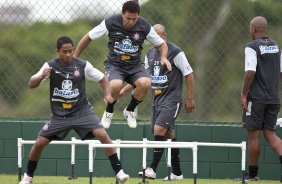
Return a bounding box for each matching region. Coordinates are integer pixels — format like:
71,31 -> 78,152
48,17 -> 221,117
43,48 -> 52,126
241,16 -> 282,181
128,24 -> 194,180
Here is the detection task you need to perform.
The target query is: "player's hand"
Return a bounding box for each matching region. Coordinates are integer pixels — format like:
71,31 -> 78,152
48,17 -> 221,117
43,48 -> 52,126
185,98 -> 195,113
42,67 -> 52,79
240,94 -> 247,112
161,58 -> 172,71
104,95 -> 114,105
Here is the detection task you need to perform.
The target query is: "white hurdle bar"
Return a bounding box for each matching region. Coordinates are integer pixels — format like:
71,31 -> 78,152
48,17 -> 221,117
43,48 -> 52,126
17,138 -> 246,184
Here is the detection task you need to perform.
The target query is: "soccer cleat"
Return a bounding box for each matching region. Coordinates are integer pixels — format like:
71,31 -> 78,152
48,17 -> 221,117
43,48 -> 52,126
245,175 -> 259,181
123,108 -> 137,128
101,111 -> 113,129
116,169 -> 129,184
163,173 -> 183,181
19,173 -> 33,184
138,167 -> 156,179
234,173 -> 259,181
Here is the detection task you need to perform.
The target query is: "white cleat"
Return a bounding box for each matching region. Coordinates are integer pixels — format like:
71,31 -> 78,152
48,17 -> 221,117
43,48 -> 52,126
101,111 -> 113,129
116,169 -> 129,184
123,108 -> 137,128
138,167 -> 156,179
163,173 -> 183,181
19,173 -> 33,184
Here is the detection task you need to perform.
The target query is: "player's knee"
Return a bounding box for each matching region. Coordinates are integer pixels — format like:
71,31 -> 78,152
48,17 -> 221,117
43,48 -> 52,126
136,77 -> 151,90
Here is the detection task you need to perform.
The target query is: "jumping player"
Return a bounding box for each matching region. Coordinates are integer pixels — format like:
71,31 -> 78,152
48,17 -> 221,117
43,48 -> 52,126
74,1 -> 171,129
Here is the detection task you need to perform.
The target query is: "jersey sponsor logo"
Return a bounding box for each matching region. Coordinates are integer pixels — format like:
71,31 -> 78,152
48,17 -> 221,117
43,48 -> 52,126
53,80 -> 79,99
151,66 -> 168,84
114,37 -> 139,53
259,45 -> 279,54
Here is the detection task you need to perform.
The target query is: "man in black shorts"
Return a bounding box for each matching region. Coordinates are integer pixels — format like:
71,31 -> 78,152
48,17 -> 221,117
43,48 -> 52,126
74,0 -> 171,129
241,16 -> 282,181
121,24 -> 195,180
19,36 -> 129,184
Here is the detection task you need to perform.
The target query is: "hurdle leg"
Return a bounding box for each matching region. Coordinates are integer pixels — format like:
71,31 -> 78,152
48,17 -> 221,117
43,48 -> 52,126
192,142 -> 198,184
69,138 -> 78,180
138,138 -> 149,184
89,144 -> 94,184
167,139 -> 172,181
17,138 -> 23,182
116,139 -> 121,184
241,141 -> 246,184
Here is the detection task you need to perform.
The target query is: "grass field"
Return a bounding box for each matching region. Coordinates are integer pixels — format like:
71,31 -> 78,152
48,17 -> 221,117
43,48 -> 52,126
1,174 -> 281,184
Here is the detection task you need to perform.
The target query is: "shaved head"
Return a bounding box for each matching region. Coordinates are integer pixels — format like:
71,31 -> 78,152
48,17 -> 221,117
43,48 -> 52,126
249,16 -> 267,39
153,24 -> 167,41
250,16 -> 267,29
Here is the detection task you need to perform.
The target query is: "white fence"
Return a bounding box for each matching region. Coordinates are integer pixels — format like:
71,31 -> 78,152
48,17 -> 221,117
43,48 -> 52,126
17,138 -> 247,184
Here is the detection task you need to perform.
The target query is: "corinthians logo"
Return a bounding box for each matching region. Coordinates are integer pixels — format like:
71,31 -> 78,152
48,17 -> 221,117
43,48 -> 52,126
53,80 -> 79,98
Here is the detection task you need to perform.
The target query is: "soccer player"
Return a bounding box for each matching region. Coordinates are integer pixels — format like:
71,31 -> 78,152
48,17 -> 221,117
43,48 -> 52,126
19,36 -> 129,184
121,24 -> 195,180
241,16 -> 282,181
74,0 -> 171,129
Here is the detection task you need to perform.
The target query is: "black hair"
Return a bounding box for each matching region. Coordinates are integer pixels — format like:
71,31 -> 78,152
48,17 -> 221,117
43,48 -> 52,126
122,0 -> 140,14
56,36 -> 73,50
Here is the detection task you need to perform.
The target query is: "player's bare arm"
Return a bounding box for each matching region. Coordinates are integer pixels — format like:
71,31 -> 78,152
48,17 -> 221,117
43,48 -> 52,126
185,73 -> 195,113
29,67 -> 52,89
99,76 -> 114,104
73,34 -> 92,57
240,70 -> 255,111
158,42 -> 172,71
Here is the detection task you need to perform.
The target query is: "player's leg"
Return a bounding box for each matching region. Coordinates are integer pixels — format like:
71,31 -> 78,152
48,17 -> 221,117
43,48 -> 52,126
124,64 -> 151,128
19,136 -> 50,184
262,104 -> 282,180
163,103 -> 183,180
243,101 -> 265,180
92,128 -> 129,182
76,113 -> 129,182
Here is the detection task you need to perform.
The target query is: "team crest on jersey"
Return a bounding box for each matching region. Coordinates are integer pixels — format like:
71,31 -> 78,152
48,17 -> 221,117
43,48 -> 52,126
42,120 -> 51,131
153,66 -> 160,76
74,67 -> 80,77
133,32 -> 140,40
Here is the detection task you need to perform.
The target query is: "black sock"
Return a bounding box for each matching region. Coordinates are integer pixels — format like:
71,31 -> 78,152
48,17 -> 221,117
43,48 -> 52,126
248,165 -> 258,178
108,153 -> 122,175
106,100 -> 117,113
150,135 -> 165,172
26,160 -> 38,177
279,155 -> 282,164
126,95 -> 142,112
171,138 -> 182,176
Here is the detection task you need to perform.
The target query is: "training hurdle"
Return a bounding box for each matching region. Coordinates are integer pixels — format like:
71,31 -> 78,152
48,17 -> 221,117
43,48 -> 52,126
17,138 -> 246,184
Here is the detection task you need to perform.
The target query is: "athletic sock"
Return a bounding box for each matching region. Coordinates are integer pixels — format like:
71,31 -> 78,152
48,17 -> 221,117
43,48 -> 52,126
171,138 -> 182,176
280,155 -> 282,182
150,135 -> 165,172
108,153 -> 122,174
106,100 -> 117,113
26,160 -> 38,177
126,95 -> 142,112
248,165 -> 258,178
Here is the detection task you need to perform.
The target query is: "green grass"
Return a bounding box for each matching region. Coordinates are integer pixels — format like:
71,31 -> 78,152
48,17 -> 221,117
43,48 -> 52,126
2,174 -> 282,184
